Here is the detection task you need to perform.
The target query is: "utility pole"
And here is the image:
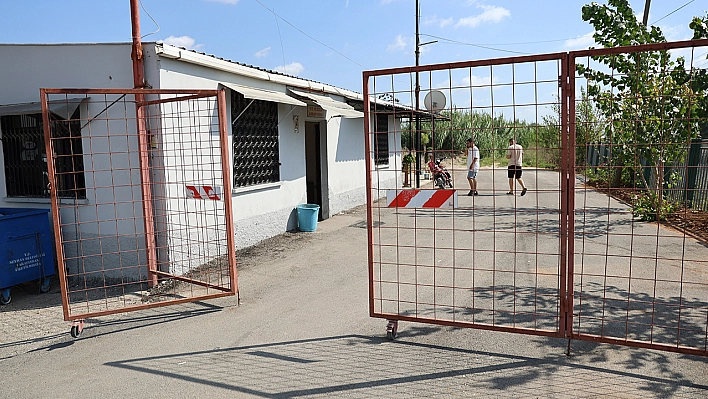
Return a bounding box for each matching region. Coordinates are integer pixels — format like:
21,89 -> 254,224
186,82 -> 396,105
413,0 -> 436,188
129,0 -> 158,287
415,0 -> 421,188
642,0 -> 651,26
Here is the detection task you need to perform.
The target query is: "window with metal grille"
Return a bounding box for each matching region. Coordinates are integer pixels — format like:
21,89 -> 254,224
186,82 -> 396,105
1,111 -> 86,198
231,91 -> 280,188
374,113 -> 389,165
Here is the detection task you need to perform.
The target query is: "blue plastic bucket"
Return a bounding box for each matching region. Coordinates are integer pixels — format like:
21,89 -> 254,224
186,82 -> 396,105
296,204 -> 320,232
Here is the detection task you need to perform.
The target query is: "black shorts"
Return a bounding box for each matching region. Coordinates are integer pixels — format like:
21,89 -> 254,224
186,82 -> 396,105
508,165 -> 522,179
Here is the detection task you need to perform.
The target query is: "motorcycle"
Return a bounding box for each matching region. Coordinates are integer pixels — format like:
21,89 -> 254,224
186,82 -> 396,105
428,159 -> 453,190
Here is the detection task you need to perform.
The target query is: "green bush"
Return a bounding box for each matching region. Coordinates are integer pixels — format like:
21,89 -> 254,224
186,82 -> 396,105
631,192 -> 679,221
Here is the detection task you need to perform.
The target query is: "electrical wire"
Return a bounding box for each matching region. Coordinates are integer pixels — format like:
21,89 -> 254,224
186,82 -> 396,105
421,33 -> 573,47
419,34 -> 529,55
269,7 -> 288,72
139,0 -> 160,39
650,0 -> 695,25
252,0 -> 365,68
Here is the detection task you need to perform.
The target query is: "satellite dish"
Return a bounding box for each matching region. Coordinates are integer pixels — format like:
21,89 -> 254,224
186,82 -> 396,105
423,90 -> 446,112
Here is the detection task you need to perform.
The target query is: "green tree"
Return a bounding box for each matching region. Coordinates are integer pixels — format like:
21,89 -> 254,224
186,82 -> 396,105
577,0 -> 708,218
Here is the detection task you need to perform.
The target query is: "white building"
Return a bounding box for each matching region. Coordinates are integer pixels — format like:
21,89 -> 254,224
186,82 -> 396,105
0,43 -> 404,278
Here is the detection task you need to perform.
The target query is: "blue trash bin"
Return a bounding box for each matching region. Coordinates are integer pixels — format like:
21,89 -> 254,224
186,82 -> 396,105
0,208 -> 55,305
296,204 -> 320,232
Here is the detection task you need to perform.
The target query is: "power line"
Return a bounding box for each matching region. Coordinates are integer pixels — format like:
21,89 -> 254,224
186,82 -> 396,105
252,0 -> 365,68
419,34 -> 529,55
421,33 -> 575,47
263,6 -> 287,71
650,0 -> 695,25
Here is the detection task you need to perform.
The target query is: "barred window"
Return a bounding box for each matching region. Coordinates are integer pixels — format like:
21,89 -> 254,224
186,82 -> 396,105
374,113 -> 389,166
231,91 -> 280,188
1,111 -> 85,198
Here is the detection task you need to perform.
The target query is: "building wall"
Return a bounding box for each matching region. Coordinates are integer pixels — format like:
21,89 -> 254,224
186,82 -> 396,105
154,53 -> 373,249
0,43 -> 138,209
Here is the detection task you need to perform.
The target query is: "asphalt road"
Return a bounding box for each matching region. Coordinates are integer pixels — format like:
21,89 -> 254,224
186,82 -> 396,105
1,168 -> 707,398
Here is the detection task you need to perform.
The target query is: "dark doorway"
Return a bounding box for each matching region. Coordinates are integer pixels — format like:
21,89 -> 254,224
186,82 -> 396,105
305,121 -> 322,220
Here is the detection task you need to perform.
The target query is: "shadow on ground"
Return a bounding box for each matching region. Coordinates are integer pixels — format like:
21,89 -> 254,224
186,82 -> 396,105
102,331 -> 708,398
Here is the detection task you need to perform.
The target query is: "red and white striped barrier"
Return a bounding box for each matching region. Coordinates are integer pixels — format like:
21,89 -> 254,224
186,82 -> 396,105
387,189 -> 457,208
186,185 -> 222,200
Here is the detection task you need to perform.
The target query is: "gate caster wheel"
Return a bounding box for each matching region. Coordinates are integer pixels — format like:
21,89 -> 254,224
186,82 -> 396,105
70,320 -> 85,338
0,289 -> 11,305
386,320 -> 398,340
70,326 -> 81,338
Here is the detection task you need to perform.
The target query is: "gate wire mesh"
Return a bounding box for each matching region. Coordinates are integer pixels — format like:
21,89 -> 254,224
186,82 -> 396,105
365,38 -> 708,356
364,54 -> 568,337
570,40 -> 708,355
41,88 -> 237,321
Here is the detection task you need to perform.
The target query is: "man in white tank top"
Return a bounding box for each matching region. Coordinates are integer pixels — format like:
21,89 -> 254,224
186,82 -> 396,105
466,137 -> 480,196
506,138 -> 527,196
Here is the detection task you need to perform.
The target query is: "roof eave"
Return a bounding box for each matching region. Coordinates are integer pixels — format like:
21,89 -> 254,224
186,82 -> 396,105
155,43 -> 363,102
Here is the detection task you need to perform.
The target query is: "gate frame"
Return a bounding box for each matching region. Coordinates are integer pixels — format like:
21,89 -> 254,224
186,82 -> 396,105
363,51 -> 570,340
41,87 -> 238,323
364,37 -> 708,357
567,38 -> 708,356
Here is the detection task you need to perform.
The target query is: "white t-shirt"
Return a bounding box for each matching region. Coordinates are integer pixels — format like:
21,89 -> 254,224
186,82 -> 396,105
467,146 -> 480,172
507,144 -> 523,166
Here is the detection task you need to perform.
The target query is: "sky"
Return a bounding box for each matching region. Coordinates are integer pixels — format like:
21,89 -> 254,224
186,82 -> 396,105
0,0 -> 705,94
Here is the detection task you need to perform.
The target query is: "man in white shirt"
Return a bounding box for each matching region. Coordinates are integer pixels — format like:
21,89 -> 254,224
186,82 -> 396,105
466,137 -> 480,196
506,138 -> 527,196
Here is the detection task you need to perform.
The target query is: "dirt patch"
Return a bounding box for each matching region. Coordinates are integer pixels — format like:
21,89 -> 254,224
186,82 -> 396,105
587,183 -> 708,245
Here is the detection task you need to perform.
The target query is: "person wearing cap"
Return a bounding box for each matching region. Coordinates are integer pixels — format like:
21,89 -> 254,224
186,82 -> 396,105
466,137 -> 480,196
506,137 -> 527,196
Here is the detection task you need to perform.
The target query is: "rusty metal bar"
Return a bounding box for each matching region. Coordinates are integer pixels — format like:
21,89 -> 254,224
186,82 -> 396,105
139,94 -> 215,107
370,313 -> 561,338
40,89 -> 70,321
571,38 -> 708,58
130,0 -> 156,287
559,53 -> 571,338
130,0 -> 145,90
368,52 -> 567,78
218,88 -> 238,296
565,52 -> 577,340
153,271 -> 232,292
363,71 -> 376,318
65,292 -> 233,321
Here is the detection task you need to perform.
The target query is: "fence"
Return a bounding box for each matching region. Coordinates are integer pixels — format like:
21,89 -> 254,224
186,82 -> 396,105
586,140 -> 708,211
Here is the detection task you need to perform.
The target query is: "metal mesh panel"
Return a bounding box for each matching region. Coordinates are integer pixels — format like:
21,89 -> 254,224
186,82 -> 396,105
42,88 -> 237,321
571,41 -> 708,355
364,54 -> 567,336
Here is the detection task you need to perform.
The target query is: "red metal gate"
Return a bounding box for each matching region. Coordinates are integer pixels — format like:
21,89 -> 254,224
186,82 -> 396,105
41,88 -> 237,336
364,38 -> 708,356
